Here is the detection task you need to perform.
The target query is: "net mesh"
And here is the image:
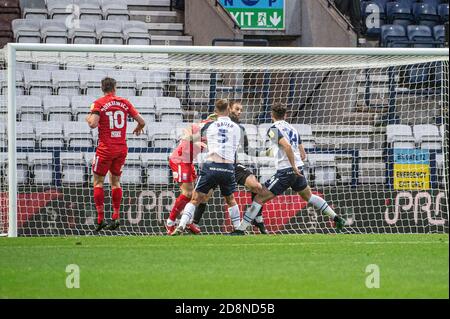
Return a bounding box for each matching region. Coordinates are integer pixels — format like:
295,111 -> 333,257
0,48 -> 448,236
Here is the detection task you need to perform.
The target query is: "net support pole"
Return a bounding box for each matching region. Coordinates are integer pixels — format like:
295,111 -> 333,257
7,44 -> 17,238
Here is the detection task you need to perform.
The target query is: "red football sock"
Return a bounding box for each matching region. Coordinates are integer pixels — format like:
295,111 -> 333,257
94,187 -> 105,224
112,188 -> 123,220
168,194 -> 190,222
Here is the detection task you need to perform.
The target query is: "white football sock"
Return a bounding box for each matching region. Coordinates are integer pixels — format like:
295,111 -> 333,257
238,202 -> 262,231
178,202 -> 196,229
308,195 -> 336,219
228,205 -> 241,229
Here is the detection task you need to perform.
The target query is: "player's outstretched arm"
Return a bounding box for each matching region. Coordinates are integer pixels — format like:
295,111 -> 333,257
86,113 -> 100,129
279,137 -> 302,176
133,114 -> 146,136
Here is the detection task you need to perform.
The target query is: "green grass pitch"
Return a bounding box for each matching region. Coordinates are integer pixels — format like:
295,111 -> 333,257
0,234 -> 448,299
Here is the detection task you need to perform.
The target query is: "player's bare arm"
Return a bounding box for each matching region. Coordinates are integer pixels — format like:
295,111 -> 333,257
133,114 -> 146,136
279,137 -> 302,176
86,113 -> 100,129
299,143 -> 307,161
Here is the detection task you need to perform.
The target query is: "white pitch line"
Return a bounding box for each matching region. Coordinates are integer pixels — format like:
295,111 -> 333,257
0,241 -> 448,249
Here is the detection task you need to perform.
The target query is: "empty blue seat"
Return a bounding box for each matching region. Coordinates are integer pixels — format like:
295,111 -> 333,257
438,3 -> 449,23
387,1 -> 415,27
413,3 -> 440,27
421,0 -> 442,8
407,25 -> 435,47
381,24 -> 409,47
433,24 -> 446,43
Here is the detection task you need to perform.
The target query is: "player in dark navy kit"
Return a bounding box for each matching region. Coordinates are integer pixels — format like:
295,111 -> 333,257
231,103 -> 345,235
172,99 -> 242,235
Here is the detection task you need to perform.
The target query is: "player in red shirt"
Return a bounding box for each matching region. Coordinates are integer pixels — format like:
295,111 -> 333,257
165,113 -> 217,235
86,77 -> 146,232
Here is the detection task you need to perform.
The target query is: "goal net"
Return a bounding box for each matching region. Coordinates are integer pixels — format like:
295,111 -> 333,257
1,45 -> 448,236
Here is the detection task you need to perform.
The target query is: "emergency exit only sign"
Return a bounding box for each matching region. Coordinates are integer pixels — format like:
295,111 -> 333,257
219,0 -> 285,30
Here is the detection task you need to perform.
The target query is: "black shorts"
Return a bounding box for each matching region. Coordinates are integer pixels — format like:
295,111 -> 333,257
235,163 -> 254,187
264,167 -> 308,196
195,162 -> 237,196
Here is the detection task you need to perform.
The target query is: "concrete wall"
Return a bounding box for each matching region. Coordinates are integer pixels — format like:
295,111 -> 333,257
300,0 -> 357,47
185,0 -> 243,46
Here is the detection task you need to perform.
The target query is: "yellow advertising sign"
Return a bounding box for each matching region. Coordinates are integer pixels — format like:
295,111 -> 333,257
393,164 -> 430,190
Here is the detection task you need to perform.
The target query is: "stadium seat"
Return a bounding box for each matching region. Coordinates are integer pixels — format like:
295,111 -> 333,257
421,0 -> 443,8
95,20 -> 124,45
255,156 -> 276,184
407,25 -> 435,47
126,125 -> 148,148
28,152 -> 53,184
22,0 -> 48,21
17,95 -> 43,121
127,96 -> 156,122
33,51 -> 61,71
154,96 -> 183,121
35,121 -> 65,148
413,124 -> 441,149
23,70 -> 53,96
12,19 -> 41,43
121,153 -> 142,184
142,153 -> 170,185
135,70 -> 165,97
381,24 -> 409,47
16,122 -> 36,148
0,70 -> 24,95
123,21 -> 151,45
386,1 -> 414,27
307,154 -> 337,186
16,152 -> 29,184
147,122 -> 177,148
78,0 -> 103,21
413,3 -> 440,27
61,52 -> 90,71
52,70 -> 80,96
61,152 -> 86,184
69,21 -> 97,45
43,95 -> 71,121
433,24 -> 446,42
386,124 -> 416,148
101,0 -> 130,21
79,70 -> 106,96
46,0 -> 73,20
438,3 -> 449,23
63,122 -> 94,147
71,95 -> 96,121
40,19 -> 68,44
107,70 -> 137,97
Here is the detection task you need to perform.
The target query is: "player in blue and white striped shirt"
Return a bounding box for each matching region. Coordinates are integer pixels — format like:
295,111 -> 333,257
231,103 -> 345,235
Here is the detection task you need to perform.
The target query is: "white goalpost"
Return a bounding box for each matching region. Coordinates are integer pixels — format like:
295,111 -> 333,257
1,44 -> 448,237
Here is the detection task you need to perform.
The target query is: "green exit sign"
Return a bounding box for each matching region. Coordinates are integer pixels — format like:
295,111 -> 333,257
219,0 -> 285,30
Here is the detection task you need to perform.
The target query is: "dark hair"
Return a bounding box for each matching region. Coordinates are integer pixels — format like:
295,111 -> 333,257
215,99 -> 229,113
101,77 -> 116,93
229,100 -> 242,108
271,102 -> 287,120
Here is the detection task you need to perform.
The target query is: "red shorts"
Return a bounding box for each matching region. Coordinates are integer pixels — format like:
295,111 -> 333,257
92,149 -> 127,177
169,159 -> 197,183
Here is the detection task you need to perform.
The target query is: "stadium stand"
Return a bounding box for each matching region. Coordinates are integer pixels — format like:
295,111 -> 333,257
359,0 -> 448,47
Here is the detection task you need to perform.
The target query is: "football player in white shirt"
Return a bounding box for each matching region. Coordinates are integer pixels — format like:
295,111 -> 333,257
231,103 -> 345,235
172,99 -> 242,235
